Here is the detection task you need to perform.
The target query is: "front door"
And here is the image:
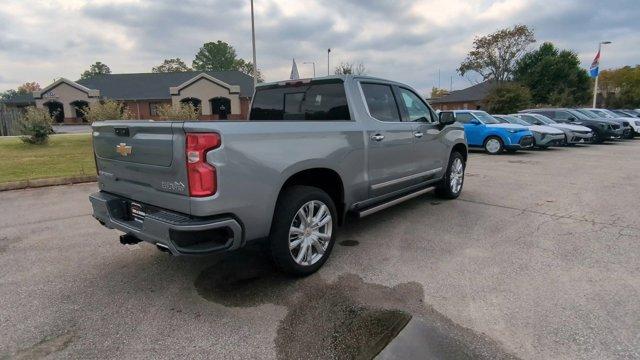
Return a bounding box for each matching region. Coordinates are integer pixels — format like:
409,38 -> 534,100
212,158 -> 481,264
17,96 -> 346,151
456,112 -> 485,146
396,87 -> 446,176
359,82 -> 420,198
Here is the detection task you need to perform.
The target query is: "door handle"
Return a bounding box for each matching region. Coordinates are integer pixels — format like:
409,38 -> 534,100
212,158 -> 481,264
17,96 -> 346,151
371,134 -> 385,142
413,132 -> 423,138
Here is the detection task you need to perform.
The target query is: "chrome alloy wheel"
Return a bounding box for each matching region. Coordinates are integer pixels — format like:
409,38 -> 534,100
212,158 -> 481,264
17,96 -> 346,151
288,200 -> 333,266
485,138 -> 501,154
449,158 -> 464,194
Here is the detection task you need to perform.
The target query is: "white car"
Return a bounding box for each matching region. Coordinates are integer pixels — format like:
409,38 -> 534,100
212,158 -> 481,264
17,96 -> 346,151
494,115 -> 565,148
512,113 -> 593,145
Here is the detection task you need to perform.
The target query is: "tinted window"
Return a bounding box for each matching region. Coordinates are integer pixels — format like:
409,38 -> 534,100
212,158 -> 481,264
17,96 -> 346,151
250,81 -> 350,121
555,111 -> 573,120
519,114 -> 541,125
398,88 -> 434,122
456,112 -> 474,124
361,83 -> 401,122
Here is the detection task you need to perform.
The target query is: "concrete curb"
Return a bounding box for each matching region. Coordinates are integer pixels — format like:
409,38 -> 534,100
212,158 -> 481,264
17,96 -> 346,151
0,175 -> 96,192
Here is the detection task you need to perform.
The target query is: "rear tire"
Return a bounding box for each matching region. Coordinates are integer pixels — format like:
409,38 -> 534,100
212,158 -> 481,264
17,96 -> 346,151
484,136 -> 503,155
435,151 -> 465,199
269,186 -> 337,276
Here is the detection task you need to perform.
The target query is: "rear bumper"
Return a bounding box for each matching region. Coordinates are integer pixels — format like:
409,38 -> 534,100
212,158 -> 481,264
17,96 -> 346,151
90,191 -> 244,255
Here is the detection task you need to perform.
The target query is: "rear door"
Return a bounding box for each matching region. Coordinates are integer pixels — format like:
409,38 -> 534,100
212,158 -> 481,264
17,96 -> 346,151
92,121 -> 191,213
359,82 -> 419,198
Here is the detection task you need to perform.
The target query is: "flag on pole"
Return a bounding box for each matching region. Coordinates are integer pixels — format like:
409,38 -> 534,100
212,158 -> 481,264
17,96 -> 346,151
290,58 -> 300,80
589,49 -> 600,78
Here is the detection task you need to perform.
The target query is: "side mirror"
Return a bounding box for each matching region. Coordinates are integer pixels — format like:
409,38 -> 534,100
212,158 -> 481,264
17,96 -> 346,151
439,111 -> 456,125
567,116 -> 576,122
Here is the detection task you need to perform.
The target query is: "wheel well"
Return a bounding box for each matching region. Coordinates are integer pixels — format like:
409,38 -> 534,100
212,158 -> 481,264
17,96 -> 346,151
452,143 -> 468,162
279,168 -> 345,224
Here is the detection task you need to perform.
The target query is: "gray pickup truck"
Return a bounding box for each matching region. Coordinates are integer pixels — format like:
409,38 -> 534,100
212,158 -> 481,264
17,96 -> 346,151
90,75 -> 467,275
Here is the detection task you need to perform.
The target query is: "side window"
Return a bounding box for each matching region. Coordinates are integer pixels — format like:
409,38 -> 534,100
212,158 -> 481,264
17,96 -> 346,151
555,111 -> 573,120
455,112 -> 474,124
398,88 -> 434,122
520,115 -> 537,125
361,83 -> 401,122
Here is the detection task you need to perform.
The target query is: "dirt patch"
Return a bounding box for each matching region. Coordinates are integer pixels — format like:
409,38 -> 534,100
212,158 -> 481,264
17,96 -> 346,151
194,250 -> 518,359
9,331 -> 75,359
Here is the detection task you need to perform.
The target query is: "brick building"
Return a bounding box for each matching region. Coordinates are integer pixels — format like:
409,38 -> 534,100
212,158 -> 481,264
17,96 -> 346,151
2,71 -> 254,123
428,80 -> 495,111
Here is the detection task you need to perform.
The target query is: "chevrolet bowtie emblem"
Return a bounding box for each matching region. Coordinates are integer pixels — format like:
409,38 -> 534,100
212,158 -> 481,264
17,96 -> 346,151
116,143 -> 132,156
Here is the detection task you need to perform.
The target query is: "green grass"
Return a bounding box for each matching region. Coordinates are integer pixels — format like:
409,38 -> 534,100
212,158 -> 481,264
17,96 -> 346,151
0,134 -> 95,184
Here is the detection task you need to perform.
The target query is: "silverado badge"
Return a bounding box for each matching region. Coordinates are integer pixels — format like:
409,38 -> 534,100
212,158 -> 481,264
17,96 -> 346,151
116,143 -> 132,156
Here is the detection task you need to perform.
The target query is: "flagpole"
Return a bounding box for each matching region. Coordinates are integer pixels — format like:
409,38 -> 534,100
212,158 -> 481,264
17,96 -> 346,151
592,43 -> 601,108
251,0 -> 258,89
592,41 -> 612,108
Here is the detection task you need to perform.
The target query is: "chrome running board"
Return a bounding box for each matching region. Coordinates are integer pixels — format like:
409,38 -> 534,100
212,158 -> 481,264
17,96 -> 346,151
357,186 -> 434,218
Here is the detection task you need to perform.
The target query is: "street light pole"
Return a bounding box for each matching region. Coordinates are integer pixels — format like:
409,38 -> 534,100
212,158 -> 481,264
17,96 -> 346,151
251,0 -> 258,89
592,41 -> 611,108
327,48 -> 331,76
303,62 -> 316,77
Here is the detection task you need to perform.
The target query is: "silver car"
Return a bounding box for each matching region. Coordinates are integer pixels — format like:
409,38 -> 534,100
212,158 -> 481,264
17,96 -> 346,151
512,113 -> 593,145
494,114 -> 565,148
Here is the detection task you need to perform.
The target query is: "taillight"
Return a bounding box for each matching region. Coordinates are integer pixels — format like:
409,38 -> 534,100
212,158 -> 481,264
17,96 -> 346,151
186,133 -> 221,197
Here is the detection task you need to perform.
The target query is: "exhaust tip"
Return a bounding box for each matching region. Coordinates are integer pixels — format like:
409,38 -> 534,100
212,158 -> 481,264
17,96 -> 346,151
156,243 -> 173,255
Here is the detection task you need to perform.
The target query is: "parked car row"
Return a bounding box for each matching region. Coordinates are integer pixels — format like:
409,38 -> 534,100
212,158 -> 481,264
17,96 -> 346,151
451,108 -> 637,154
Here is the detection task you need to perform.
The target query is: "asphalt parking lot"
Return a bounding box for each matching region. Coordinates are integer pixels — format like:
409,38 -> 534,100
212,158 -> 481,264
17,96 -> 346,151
1,141 -> 639,359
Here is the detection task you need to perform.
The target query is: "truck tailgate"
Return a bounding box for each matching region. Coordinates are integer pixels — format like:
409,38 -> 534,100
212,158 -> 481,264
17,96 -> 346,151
92,121 -> 191,214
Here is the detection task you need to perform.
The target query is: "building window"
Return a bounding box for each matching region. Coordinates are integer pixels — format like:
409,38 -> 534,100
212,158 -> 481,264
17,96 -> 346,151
463,103 -> 468,110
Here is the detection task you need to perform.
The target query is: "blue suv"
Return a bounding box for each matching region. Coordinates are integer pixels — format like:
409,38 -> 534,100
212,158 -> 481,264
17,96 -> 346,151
453,110 -> 534,154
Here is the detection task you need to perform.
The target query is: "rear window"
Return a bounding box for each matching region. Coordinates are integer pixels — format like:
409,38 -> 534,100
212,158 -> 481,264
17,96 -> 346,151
249,81 -> 350,121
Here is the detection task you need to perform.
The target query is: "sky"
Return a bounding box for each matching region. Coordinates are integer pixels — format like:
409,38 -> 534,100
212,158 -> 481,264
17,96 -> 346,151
0,0 -> 638,95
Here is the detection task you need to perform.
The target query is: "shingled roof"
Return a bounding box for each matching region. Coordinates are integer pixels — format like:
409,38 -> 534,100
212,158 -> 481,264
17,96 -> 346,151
76,70 -> 255,100
429,80 -> 496,104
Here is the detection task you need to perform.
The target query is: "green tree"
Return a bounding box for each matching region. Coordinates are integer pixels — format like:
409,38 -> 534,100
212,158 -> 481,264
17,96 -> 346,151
514,42 -> 590,106
192,41 -> 263,80
192,41 -> 241,71
80,62 -> 111,80
483,82 -> 532,114
458,24 -> 535,82
152,58 -> 192,73
598,65 -> 640,108
19,107 -> 53,144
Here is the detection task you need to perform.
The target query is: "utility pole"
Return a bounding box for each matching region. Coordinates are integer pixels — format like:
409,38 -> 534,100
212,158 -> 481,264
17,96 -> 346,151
327,48 -> 331,76
592,41 -> 612,108
250,0 -> 258,88
303,62 -> 316,77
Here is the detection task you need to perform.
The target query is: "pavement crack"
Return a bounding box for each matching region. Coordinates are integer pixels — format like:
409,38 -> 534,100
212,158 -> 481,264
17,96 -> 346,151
457,198 -> 640,231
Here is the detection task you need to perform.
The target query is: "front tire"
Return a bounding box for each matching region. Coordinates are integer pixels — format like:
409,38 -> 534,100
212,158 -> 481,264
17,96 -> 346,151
269,186 -> 337,276
591,130 -> 604,144
484,136 -> 503,155
435,151 -> 465,199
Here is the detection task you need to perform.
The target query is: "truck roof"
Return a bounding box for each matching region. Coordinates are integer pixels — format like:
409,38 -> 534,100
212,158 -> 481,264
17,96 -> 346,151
256,75 -> 401,88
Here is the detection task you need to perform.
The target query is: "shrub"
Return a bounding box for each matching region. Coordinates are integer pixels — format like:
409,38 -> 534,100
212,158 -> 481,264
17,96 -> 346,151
19,107 -> 53,144
156,103 -> 200,120
484,82 -> 532,114
81,100 -> 133,123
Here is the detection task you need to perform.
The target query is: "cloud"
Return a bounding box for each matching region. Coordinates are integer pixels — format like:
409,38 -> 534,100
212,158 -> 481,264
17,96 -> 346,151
0,0 -> 638,94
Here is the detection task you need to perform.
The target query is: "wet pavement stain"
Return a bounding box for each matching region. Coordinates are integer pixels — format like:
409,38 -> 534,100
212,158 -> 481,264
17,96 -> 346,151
194,250 -> 519,360
339,239 -> 360,247
8,331 -> 75,360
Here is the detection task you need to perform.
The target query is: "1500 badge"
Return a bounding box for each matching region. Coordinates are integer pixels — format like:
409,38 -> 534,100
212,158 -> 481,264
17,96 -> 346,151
161,181 -> 186,192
